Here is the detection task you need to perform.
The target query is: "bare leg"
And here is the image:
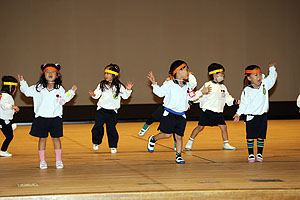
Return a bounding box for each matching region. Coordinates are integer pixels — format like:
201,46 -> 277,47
218,125 -> 229,141
154,132 -> 172,140
52,137 -> 61,149
190,125 -> 205,139
174,134 -> 182,153
38,138 -> 47,150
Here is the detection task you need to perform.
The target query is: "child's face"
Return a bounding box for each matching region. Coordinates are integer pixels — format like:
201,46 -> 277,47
45,70 -> 57,82
10,86 -> 17,96
247,72 -> 262,88
213,72 -> 225,82
104,72 -> 113,82
177,66 -> 189,80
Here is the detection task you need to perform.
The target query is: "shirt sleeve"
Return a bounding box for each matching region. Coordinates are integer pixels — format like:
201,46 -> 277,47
120,85 -> 132,99
236,88 -> 248,116
264,66 -> 277,90
297,94 -> 300,108
20,80 -> 36,97
152,81 -> 169,98
92,84 -> 102,99
224,87 -> 235,106
0,95 -> 13,110
60,87 -> 76,103
187,74 -> 197,90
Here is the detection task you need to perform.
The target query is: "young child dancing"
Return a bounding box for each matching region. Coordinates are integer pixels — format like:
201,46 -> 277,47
19,63 -> 77,169
185,63 -> 238,151
233,62 -> 277,162
0,76 -> 19,157
147,60 -> 209,164
89,64 -> 133,154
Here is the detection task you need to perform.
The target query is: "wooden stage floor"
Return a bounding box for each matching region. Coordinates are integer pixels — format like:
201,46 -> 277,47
0,120 -> 300,199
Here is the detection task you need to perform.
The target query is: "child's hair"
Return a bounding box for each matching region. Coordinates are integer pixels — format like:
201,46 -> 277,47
1,76 -> 18,95
100,63 -> 125,97
243,65 -> 261,87
169,60 -> 188,79
208,63 -> 225,80
36,63 -> 62,92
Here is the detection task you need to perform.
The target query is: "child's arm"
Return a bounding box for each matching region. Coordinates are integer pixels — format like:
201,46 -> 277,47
89,84 -> 102,99
148,72 -> 168,97
297,95 -> 300,113
61,85 -> 77,103
225,87 -> 238,106
0,95 -> 19,113
187,73 -> 197,90
18,74 -> 35,97
120,81 -> 133,99
264,62 -> 277,90
190,84 -> 211,102
233,89 -> 248,122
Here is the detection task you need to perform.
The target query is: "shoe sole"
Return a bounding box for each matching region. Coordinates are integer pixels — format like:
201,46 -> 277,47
248,159 -> 255,163
176,161 -> 185,164
223,148 -> 237,151
185,148 -> 191,151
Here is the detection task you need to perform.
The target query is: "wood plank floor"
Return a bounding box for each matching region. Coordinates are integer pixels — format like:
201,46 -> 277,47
0,120 -> 299,199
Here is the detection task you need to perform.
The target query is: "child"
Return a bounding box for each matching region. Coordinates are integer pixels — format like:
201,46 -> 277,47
19,63 -> 77,169
89,64 -> 133,154
147,60 -> 209,164
233,62 -> 277,162
185,63 -> 238,151
0,76 -> 19,157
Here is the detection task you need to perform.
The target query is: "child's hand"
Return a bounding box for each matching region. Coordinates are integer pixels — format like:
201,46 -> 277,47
71,85 -> 78,92
89,90 -> 96,97
268,62 -> 276,68
12,105 -> 20,113
238,99 -> 241,105
18,74 -> 24,82
126,81 -> 134,90
201,84 -> 212,95
233,114 -> 240,122
147,72 -> 156,84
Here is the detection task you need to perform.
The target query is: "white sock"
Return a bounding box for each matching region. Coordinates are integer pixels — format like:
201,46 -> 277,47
189,138 -> 194,141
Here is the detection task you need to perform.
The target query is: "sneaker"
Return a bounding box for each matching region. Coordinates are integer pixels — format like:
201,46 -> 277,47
147,135 -> 156,152
256,153 -> 263,162
174,141 -> 177,152
138,124 -> 149,137
176,156 -> 185,164
185,139 -> 194,151
0,151 -> 12,157
111,148 -> 117,154
40,161 -> 48,169
223,143 -> 237,151
11,123 -> 17,130
248,154 -> 255,163
93,144 -> 99,151
56,161 -> 64,169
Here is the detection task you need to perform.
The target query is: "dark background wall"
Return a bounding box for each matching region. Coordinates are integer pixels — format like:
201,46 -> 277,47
1,0 -> 299,121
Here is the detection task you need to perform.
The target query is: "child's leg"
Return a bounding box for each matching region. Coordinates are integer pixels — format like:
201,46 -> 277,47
38,138 -> 47,162
0,124 -> 14,152
219,125 -> 237,150
247,139 -> 255,162
147,132 -> 172,152
106,113 -> 118,149
52,137 -> 62,161
256,138 -> 264,162
139,105 -> 164,137
174,134 -> 185,164
92,110 -> 105,145
185,125 -> 204,151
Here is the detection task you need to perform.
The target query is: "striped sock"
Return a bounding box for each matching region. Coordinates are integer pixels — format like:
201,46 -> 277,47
247,140 -> 254,155
257,139 -> 264,155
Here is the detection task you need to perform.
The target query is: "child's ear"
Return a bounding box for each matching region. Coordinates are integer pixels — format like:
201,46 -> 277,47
247,76 -> 251,81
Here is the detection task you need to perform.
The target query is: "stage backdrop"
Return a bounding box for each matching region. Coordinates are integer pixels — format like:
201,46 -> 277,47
1,0 -> 300,108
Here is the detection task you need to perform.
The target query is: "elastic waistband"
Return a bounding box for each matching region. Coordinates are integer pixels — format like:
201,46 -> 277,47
164,107 -> 185,115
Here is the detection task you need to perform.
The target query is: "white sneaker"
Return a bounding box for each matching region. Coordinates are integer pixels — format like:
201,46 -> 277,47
185,139 -> 194,151
0,151 -> 12,157
40,161 -> 48,169
176,156 -> 185,164
111,148 -> 117,154
138,125 -> 149,137
223,143 -> 237,151
93,144 -> 99,151
248,154 -> 255,163
147,135 -> 156,152
56,161 -> 64,169
11,123 -> 17,130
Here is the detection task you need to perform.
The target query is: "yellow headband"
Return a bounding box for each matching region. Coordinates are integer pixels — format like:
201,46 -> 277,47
3,82 -> 18,86
172,63 -> 187,75
105,69 -> 119,76
209,69 -> 224,75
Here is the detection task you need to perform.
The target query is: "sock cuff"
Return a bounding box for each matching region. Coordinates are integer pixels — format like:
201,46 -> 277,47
189,138 -> 194,141
223,140 -> 229,144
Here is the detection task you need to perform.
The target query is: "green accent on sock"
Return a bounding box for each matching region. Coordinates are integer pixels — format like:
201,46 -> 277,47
176,152 -> 181,158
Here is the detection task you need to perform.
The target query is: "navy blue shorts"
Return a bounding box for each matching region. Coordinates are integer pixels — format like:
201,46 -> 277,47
30,117 -> 63,138
198,109 -> 226,126
158,113 -> 186,136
